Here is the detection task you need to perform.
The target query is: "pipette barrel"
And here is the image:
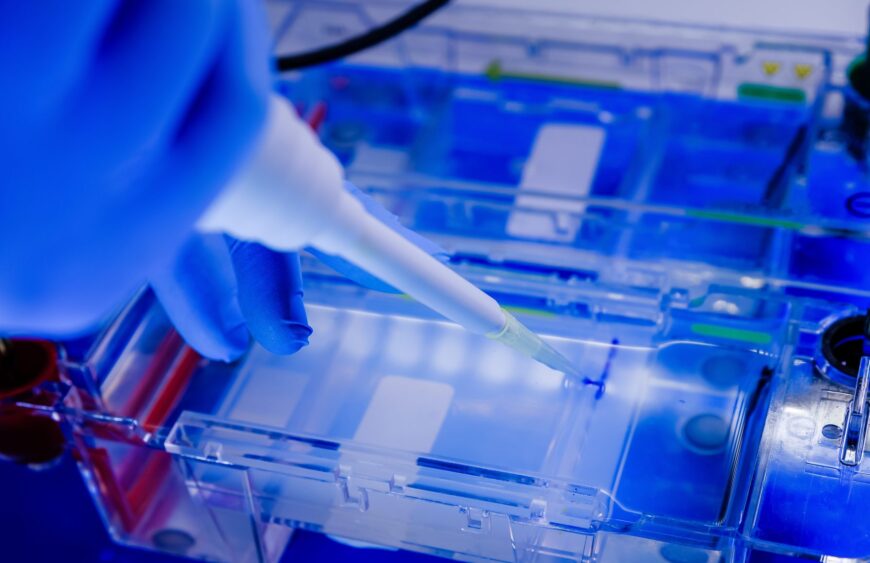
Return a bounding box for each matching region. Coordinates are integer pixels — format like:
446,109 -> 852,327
314,194 -> 506,335
314,199 -> 580,379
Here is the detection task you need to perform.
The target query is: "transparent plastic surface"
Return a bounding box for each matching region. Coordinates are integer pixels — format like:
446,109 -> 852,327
62,284 -> 870,562
71,281 -> 778,562
274,0 -> 870,294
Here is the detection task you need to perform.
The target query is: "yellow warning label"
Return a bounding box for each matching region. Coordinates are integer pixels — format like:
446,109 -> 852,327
762,61 -> 781,76
794,63 -> 812,79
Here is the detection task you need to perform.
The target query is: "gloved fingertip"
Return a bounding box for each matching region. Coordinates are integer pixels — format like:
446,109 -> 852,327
255,321 -> 312,356
171,316 -> 249,363
230,243 -> 312,356
150,233 -> 252,363
251,279 -> 312,355
206,323 -> 251,363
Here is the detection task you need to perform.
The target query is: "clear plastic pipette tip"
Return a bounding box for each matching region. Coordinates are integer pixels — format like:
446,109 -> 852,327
488,309 -> 582,380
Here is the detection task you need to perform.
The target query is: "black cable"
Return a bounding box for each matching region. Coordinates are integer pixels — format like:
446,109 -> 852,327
762,122 -> 808,207
275,0 -> 451,71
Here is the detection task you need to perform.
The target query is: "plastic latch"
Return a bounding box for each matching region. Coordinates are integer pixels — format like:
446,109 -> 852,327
460,507 -> 489,533
840,356 -> 870,466
203,441 -> 223,462
529,498 -> 547,521
336,465 -> 369,510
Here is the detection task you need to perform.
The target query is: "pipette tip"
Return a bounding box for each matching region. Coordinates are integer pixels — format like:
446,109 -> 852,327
489,309 -> 582,381
532,339 -> 585,380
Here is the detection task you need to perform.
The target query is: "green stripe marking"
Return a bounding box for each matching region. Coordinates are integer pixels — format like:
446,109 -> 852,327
687,209 -> 804,230
399,295 -> 555,319
485,60 -> 622,90
690,323 -> 771,345
503,305 -> 557,318
737,82 -> 806,104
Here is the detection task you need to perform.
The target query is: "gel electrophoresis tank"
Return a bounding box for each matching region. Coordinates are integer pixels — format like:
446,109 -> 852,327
6,1 -> 870,562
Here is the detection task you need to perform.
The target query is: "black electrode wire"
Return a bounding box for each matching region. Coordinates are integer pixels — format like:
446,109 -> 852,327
866,2 -> 870,60
762,123 -> 808,207
851,3 -> 870,99
275,0 -> 451,71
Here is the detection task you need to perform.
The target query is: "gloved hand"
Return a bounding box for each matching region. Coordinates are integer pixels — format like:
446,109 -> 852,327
151,182 -> 447,361
0,0 -> 270,335
0,1 -> 445,361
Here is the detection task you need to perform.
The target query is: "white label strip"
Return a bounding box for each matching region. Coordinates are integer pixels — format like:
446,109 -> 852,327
353,375 -> 454,452
507,123 -> 605,242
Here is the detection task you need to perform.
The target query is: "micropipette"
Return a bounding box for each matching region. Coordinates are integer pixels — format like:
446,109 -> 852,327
199,96 -> 580,379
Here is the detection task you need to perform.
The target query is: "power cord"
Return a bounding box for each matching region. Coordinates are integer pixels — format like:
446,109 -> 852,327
275,0 -> 451,71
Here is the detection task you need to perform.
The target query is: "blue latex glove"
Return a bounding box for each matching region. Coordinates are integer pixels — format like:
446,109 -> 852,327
151,182 -> 447,361
0,2 -> 444,362
0,0 -> 270,335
